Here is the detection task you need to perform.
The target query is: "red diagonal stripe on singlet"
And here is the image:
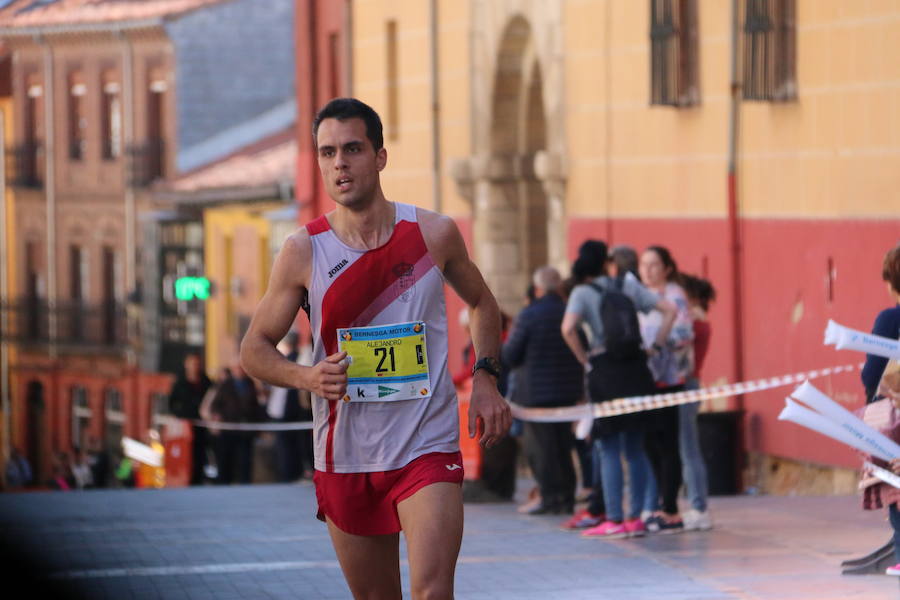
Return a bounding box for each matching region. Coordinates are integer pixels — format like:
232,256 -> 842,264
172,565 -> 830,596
320,220 -> 428,354
318,219 -> 430,471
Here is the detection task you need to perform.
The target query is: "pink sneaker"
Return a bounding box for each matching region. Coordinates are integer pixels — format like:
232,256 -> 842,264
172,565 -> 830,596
624,518 -> 646,538
581,520 -> 628,539
560,509 -> 604,531
886,563 -> 900,576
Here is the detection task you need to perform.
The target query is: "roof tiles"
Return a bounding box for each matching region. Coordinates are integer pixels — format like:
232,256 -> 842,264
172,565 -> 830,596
0,0 -> 229,29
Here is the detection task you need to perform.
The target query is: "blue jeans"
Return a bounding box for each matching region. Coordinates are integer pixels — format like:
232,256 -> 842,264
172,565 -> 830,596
890,503 -> 900,563
596,431 -> 651,522
679,378 -> 709,512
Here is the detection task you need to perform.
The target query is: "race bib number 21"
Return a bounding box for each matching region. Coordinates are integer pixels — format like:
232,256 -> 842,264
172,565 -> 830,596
337,322 -> 431,402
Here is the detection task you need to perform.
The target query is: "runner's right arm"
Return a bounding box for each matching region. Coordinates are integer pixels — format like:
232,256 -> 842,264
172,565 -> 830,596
240,232 -> 349,401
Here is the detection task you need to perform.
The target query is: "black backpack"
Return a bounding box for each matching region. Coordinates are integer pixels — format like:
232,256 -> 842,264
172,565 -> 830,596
588,277 -> 645,361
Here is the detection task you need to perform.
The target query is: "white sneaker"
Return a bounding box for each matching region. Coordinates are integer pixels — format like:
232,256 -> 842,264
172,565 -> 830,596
683,509 -> 713,531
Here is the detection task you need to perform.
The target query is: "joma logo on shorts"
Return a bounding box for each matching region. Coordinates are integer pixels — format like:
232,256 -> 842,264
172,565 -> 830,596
328,259 -> 349,278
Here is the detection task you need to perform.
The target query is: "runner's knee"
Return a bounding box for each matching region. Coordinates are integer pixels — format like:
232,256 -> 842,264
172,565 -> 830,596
409,579 -> 453,600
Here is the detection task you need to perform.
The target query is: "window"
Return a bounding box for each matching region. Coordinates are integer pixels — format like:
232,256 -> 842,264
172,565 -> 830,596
742,0 -> 796,101
101,75 -> 122,160
71,386 -> 91,450
101,247 -> 118,344
650,0 -> 700,107
104,388 -> 125,458
386,20 -> 398,140
69,245 -> 87,304
146,74 -> 167,180
69,245 -> 88,341
18,74 -> 44,187
68,72 -> 87,160
23,241 -> 42,340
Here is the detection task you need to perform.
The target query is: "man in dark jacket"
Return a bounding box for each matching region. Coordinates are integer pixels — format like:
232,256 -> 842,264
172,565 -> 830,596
208,363 -> 262,485
502,266 -> 584,514
167,353 -> 212,484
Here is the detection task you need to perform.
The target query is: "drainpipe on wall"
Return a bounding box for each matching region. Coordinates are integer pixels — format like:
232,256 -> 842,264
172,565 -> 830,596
343,0 -> 353,97
308,0 -> 320,218
1,108 -> 9,466
727,0 -> 745,408
429,0 -> 442,213
603,0 -> 613,243
40,37 -> 57,361
121,31 -> 136,366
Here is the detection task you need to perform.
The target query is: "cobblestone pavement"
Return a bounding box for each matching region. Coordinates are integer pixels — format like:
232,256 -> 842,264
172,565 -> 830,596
2,481 -> 899,599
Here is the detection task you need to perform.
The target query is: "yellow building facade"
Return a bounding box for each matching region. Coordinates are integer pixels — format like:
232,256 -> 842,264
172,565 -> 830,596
203,203 -> 281,375
345,0 -> 900,488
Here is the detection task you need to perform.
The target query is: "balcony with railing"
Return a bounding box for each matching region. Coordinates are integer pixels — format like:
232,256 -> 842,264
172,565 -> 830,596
127,138 -> 165,187
0,298 -> 128,351
6,142 -> 44,188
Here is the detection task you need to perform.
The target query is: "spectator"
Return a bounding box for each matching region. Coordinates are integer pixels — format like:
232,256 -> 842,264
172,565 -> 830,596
861,243 -> 900,577
269,332 -> 308,483
680,273 -> 717,531
202,362 -> 261,484
4,447 -> 32,490
167,352 -> 213,485
562,240 -> 676,539
503,266 -> 583,515
70,447 -> 93,490
85,435 -> 110,489
49,452 -> 73,491
862,244 -> 900,404
638,245 -> 694,533
610,245 -> 639,278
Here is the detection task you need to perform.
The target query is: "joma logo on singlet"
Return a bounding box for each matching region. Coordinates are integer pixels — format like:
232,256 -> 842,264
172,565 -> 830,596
328,259 -> 349,278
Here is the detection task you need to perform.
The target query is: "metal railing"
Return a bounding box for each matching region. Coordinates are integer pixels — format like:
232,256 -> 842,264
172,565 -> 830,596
127,138 -> 165,187
6,142 -> 44,188
0,298 -> 128,349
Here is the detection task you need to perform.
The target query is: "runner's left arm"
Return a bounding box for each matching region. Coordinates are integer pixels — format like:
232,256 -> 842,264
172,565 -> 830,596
420,210 -> 513,448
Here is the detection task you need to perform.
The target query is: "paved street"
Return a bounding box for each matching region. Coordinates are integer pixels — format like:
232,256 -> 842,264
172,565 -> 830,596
2,481 -> 899,599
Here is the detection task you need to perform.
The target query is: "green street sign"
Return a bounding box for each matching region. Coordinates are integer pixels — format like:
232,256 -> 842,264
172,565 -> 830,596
174,276 -> 210,301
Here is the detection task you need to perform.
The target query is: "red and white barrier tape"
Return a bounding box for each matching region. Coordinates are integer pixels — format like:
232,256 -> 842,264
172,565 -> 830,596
169,363 -> 862,431
510,363 -> 863,423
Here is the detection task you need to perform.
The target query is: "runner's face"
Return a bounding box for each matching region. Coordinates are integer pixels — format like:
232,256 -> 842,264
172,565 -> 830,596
316,118 -> 386,209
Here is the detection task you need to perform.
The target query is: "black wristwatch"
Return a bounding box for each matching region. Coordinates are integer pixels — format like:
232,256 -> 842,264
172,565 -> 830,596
472,356 -> 501,378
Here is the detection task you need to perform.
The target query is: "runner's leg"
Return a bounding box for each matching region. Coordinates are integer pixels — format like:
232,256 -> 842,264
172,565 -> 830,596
326,518 -> 402,599
397,482 -> 463,600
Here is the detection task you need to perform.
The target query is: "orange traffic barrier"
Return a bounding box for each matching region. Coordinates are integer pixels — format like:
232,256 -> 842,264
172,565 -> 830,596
161,418 -> 192,488
456,380 -> 482,480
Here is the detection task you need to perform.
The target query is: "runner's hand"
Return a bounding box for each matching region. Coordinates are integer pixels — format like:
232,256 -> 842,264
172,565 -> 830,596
891,458 -> 900,476
309,351 -> 349,401
468,373 -> 512,448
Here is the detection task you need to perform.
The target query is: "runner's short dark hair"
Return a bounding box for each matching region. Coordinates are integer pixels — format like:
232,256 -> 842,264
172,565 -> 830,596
312,98 -> 384,152
883,244 -> 900,293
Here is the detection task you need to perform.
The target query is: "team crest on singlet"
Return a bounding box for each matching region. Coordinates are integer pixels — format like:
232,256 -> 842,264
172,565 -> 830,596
393,262 -> 416,303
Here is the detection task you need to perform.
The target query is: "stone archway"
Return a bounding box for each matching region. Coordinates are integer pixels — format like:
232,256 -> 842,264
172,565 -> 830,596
452,3 -> 566,316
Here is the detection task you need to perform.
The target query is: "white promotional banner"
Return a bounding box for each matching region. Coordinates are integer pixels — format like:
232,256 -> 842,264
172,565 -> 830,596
824,320 -> 900,360
790,381 -> 900,460
864,461 -> 900,490
776,398 -> 892,460
122,437 -> 163,467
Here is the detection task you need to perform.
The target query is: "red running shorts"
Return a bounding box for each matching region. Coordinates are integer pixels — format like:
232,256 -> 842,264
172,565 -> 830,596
314,451 -> 464,536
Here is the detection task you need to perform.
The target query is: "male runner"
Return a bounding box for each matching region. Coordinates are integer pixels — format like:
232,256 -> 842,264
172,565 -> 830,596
240,97 -> 512,599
